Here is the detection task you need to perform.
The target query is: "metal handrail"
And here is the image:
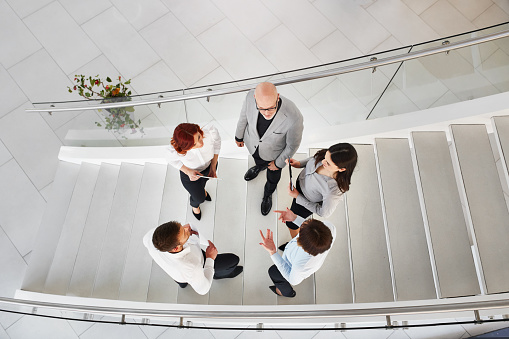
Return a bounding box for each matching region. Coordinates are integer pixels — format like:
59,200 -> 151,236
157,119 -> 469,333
2,295 -> 509,319
27,29 -> 509,113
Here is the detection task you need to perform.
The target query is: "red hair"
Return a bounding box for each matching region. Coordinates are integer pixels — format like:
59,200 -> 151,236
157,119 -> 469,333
171,123 -> 204,155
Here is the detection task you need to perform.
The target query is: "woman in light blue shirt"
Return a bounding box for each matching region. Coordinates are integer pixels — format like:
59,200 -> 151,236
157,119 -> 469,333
286,143 -> 357,236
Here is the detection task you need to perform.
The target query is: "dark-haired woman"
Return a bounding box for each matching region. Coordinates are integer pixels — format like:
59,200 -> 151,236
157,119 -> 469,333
284,143 -> 357,237
166,123 -> 221,220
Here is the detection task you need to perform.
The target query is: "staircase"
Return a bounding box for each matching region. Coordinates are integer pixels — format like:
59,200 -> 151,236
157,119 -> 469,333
16,116 -> 509,307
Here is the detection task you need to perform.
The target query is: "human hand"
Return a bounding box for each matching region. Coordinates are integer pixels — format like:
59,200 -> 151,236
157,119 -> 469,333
235,140 -> 244,147
268,161 -> 278,171
187,169 -> 202,181
259,229 -> 277,255
274,208 -> 297,223
286,158 -> 301,168
288,182 -> 299,198
208,167 -> 217,178
205,240 -> 218,260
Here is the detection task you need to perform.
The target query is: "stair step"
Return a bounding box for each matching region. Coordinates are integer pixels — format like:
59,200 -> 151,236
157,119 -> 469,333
242,157 -> 278,305
451,124 -> 509,294
375,138 -> 436,301
176,179 -> 218,305
347,144 -> 394,303
67,163 -> 120,297
493,116 -> 509,204
92,163 -> 144,299
310,146 -> 353,304
118,163 -> 167,302
412,131 -> 480,298
276,152 -> 315,306
209,158 -> 248,306
146,165 -> 188,304
44,162 -> 101,295
21,161 -> 81,292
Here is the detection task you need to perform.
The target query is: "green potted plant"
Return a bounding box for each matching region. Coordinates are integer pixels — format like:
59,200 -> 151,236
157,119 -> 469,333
68,75 -> 143,136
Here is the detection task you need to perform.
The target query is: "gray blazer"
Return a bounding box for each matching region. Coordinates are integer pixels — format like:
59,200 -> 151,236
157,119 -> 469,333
296,157 -> 343,218
235,90 -> 304,169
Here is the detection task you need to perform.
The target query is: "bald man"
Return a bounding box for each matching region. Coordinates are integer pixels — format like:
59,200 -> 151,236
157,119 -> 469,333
235,82 -> 304,215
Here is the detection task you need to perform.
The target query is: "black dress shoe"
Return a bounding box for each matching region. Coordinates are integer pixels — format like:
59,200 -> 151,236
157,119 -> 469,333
261,195 -> 272,216
205,191 -> 211,201
278,242 -> 288,251
269,285 -> 296,298
192,207 -> 201,220
244,165 -> 263,181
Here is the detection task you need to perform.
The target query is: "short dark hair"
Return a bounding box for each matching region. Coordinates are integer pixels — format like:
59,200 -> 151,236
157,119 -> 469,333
152,221 -> 181,252
297,219 -> 333,256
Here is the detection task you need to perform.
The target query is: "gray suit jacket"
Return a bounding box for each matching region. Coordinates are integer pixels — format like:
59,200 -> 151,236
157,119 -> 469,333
235,90 -> 304,169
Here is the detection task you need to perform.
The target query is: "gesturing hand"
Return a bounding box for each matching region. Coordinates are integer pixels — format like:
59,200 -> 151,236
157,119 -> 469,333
259,229 -> 277,255
205,240 -> 218,260
274,208 -> 297,223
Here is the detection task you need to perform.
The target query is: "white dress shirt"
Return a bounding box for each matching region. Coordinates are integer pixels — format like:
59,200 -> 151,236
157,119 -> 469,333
166,124 -> 221,172
143,227 -> 214,295
270,216 -> 336,285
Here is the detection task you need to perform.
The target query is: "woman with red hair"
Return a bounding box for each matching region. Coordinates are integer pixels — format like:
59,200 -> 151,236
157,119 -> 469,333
167,123 -> 221,220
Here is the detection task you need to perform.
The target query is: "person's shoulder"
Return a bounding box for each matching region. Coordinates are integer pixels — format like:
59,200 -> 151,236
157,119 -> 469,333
143,228 -> 156,249
280,96 -> 302,116
279,97 -> 303,128
322,220 -> 337,237
327,178 -> 341,191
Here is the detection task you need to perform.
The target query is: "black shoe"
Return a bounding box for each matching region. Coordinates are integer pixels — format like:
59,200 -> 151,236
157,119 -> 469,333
269,285 -> 296,298
278,242 -> 288,251
215,266 -> 243,279
192,207 -> 201,220
261,195 -> 272,216
244,165 -> 263,181
205,191 -> 211,202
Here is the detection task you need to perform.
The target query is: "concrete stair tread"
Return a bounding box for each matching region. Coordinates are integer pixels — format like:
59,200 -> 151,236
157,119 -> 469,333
119,163 -> 167,302
242,157 -> 278,305
412,131 -> 480,298
146,165 -> 188,304
347,144 -> 394,303
44,162 -> 101,295
21,161 -> 81,292
209,158 -> 247,306
452,124 -> 509,294
176,180 -> 218,305
375,138 -> 436,301
67,163 -> 120,297
92,163 -> 145,299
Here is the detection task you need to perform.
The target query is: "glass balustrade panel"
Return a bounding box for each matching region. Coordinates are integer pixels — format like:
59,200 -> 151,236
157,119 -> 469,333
369,32 -> 509,120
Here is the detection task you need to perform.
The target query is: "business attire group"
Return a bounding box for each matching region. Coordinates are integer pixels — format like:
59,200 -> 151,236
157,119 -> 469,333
144,82 -> 357,298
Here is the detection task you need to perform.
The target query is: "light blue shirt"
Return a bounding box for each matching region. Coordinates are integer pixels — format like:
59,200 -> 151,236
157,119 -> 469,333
270,216 -> 336,285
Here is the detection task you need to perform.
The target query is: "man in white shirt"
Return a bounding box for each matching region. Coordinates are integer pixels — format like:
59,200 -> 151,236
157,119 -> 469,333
259,209 -> 335,297
144,221 -> 243,295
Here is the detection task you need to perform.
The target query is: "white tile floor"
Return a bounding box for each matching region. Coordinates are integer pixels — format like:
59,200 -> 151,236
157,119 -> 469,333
1,0 -> 509,337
